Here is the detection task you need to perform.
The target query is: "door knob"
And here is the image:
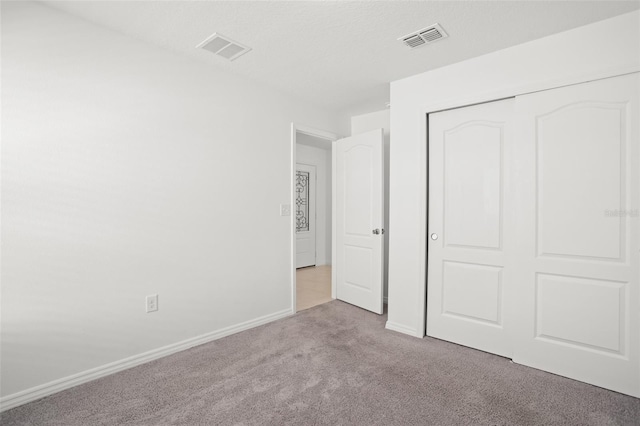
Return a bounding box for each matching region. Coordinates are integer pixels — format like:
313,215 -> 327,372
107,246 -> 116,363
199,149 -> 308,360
430,233 -> 438,240
372,229 -> 380,235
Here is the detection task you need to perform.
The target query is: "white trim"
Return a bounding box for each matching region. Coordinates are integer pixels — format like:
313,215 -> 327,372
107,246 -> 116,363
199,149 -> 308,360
0,308 -> 293,412
291,124 -> 298,313
291,123 -> 340,311
418,65 -> 639,117
295,124 -> 339,142
385,321 -> 422,338
417,65 -> 640,338
416,106 -> 428,338
331,140 -> 337,299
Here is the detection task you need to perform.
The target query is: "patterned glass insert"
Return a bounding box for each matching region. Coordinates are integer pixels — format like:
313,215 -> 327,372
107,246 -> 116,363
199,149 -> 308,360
296,171 -> 310,232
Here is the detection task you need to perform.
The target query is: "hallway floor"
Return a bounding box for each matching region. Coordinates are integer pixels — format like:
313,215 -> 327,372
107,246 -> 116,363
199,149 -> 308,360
296,265 -> 332,311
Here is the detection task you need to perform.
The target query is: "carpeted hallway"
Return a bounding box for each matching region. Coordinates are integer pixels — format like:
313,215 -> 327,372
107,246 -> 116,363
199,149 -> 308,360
2,300 -> 639,425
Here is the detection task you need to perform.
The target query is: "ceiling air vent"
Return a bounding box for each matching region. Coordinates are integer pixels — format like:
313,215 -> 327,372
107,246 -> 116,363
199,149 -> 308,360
196,32 -> 251,61
399,24 -> 448,49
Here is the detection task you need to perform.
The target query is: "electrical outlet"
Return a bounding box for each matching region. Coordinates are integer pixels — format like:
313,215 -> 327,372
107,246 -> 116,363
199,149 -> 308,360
280,204 -> 291,216
146,294 -> 158,313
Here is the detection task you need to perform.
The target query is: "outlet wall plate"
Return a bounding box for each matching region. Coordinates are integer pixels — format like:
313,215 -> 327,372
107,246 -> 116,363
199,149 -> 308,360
146,294 -> 158,313
280,204 -> 291,216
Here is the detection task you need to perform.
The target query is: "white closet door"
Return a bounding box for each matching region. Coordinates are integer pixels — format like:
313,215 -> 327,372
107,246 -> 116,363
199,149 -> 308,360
296,164 -> 316,268
427,99 -> 516,357
512,73 -> 639,397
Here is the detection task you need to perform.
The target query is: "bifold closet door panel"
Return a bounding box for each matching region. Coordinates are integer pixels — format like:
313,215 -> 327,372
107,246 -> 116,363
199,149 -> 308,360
511,73 -> 640,397
427,98 -> 517,358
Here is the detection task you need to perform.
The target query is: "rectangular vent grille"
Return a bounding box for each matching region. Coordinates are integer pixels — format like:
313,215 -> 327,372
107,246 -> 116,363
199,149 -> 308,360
196,32 -> 251,61
399,24 -> 448,49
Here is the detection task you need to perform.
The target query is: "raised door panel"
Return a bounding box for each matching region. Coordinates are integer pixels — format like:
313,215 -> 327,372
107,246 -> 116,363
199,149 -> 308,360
537,103 -> 624,261
344,246 -> 374,292
535,273 -> 625,355
344,145 -> 373,237
442,261 -> 503,326
444,123 -> 503,250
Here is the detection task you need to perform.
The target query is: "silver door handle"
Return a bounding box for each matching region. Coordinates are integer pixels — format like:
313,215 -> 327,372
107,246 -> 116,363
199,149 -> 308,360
372,229 -> 380,235
430,233 -> 438,240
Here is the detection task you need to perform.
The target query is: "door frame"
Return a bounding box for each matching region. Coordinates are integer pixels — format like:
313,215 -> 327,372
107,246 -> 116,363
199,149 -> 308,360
290,123 -> 340,313
416,67 -> 640,337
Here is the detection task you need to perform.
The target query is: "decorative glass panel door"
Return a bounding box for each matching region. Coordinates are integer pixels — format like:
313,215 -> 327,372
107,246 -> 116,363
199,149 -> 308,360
296,164 -> 316,268
296,170 -> 310,232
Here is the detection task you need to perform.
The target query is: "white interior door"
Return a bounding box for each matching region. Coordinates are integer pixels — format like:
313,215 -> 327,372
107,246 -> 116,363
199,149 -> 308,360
426,73 -> 639,397
335,129 -> 384,314
296,164 -> 316,268
427,99 -> 516,357
511,73 -> 639,397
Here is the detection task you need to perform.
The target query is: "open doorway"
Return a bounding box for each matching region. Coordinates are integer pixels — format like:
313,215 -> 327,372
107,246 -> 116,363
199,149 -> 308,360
291,125 -> 338,312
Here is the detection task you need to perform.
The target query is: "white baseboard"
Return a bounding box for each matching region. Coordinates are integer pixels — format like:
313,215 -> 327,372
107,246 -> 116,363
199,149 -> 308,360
385,321 -> 423,338
0,308 -> 294,412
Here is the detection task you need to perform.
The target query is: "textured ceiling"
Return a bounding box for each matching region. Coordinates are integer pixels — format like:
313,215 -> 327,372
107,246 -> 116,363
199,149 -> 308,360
43,1 -> 640,115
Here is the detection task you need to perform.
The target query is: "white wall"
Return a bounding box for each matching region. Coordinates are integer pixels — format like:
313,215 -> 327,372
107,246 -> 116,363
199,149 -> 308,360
351,110 -> 390,301
0,1 -> 345,402
295,140 -> 331,265
387,11 -> 640,337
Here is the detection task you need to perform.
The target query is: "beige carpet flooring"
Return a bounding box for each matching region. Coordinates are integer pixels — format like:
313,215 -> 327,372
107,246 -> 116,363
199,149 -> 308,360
296,265 -> 332,311
2,300 -> 639,425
